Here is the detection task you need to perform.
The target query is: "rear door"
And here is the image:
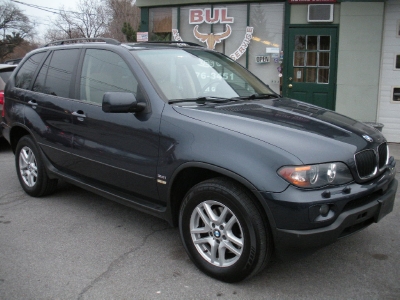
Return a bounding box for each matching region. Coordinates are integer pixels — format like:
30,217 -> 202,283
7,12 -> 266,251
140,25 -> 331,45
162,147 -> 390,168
25,49 -> 80,167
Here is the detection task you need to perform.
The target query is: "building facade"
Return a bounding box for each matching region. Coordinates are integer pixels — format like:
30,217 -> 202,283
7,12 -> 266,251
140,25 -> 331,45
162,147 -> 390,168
136,0 -> 400,143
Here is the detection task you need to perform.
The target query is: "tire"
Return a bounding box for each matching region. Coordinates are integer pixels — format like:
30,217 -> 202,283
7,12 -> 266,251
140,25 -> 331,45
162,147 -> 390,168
15,136 -> 58,197
179,177 -> 272,282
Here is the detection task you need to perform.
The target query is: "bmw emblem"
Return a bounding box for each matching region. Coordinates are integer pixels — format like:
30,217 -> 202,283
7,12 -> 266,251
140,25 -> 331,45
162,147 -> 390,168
362,134 -> 373,143
214,230 -> 221,238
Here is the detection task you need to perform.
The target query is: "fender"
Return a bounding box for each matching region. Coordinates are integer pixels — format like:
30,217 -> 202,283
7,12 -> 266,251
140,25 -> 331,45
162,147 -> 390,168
164,161 -> 278,234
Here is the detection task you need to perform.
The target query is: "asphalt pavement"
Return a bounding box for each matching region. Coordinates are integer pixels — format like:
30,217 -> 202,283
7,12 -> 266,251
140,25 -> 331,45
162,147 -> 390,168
1,139 -> 399,299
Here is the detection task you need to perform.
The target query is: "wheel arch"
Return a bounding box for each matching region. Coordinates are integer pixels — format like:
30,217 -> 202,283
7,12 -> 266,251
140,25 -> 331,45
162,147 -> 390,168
9,124 -> 32,153
168,162 -> 277,233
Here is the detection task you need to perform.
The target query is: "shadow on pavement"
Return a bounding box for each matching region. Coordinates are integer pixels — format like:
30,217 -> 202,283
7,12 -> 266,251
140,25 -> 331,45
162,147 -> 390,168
0,138 -> 12,152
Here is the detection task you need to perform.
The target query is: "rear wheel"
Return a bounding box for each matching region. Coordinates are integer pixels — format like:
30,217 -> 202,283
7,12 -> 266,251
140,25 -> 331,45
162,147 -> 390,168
15,136 -> 58,197
179,177 -> 272,282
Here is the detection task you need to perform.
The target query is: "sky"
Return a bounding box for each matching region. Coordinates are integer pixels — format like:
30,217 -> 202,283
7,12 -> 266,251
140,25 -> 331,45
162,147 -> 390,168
11,0 -> 80,41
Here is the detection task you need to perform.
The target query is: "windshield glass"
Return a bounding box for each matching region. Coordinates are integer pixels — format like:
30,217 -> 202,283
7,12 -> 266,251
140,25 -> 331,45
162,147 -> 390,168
133,49 -> 276,101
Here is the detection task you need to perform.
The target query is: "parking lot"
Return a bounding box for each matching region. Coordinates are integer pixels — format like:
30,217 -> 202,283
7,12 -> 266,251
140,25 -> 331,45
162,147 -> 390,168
1,139 -> 399,300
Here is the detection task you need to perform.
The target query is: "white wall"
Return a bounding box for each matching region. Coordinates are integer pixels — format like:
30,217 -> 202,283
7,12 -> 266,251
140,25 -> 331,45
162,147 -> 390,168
377,0 -> 400,143
335,2 -> 384,122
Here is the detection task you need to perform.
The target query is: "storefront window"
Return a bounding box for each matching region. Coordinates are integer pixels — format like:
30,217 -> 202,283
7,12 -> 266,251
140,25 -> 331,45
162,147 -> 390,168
179,5 -> 212,46
156,3 -> 283,91
248,3 -> 284,91
149,7 -> 178,41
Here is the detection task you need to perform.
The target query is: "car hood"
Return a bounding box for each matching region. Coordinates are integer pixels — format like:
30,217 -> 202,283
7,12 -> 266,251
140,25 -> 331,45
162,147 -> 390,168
172,98 -> 386,165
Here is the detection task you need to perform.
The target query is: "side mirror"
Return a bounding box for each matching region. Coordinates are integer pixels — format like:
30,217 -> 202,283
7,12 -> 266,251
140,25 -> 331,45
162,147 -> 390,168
102,92 -> 146,113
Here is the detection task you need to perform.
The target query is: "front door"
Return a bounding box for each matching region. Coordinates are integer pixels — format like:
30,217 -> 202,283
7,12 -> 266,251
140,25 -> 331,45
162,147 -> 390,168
69,48 -> 161,201
284,27 -> 338,110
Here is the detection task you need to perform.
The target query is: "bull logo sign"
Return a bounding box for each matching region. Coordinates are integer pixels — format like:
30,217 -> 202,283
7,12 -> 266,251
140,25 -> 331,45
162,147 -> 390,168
172,7 -> 254,61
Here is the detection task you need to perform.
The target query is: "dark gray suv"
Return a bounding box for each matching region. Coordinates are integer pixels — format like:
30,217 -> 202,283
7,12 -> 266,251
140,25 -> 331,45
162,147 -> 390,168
1,38 -> 397,282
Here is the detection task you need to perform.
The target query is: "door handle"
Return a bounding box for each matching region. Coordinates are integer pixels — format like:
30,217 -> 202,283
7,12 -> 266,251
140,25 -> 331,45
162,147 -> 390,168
72,110 -> 86,121
72,111 -> 86,117
288,84 -> 293,89
28,100 -> 37,105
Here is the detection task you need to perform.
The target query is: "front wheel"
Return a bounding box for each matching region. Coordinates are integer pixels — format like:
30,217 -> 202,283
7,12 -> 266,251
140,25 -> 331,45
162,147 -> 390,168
179,178 -> 272,282
15,136 -> 58,197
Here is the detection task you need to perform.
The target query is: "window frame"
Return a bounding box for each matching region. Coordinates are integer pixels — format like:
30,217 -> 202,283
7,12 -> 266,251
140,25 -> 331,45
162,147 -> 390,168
392,86 -> 400,103
15,51 -> 48,90
394,54 -> 400,70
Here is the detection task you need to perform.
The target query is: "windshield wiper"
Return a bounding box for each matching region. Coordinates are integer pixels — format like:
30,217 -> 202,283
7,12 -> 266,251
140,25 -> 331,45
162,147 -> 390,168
168,96 -> 239,104
232,93 -> 280,100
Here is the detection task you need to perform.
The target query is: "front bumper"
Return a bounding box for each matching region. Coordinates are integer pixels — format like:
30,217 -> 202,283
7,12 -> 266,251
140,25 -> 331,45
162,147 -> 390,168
263,161 -> 397,251
274,177 -> 397,250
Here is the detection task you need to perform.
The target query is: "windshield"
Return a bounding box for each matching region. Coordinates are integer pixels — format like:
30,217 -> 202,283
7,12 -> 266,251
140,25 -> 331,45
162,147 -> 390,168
133,49 -> 276,101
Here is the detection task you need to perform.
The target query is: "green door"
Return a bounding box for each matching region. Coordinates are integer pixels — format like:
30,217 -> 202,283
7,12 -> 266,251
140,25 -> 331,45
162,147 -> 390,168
284,27 -> 338,110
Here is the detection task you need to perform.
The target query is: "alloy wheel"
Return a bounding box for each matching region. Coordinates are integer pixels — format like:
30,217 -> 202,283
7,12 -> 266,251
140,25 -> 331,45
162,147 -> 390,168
19,146 -> 38,187
190,200 -> 244,267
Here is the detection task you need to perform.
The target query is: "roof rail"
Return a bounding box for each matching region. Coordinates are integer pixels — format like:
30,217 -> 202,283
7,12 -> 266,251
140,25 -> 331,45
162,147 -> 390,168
132,41 -> 204,47
44,37 -> 121,47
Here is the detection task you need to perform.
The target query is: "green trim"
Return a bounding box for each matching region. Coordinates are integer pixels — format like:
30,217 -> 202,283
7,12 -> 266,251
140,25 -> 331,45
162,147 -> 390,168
282,1 -> 291,97
246,2 -> 250,69
177,6 -> 180,31
140,7 -> 149,32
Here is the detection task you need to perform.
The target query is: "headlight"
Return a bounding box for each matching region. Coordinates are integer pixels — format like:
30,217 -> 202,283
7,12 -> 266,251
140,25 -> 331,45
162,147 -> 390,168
277,162 -> 353,188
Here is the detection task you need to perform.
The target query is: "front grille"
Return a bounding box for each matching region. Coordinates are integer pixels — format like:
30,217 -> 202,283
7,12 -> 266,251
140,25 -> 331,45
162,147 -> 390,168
378,143 -> 388,169
354,142 -> 388,179
355,150 -> 376,178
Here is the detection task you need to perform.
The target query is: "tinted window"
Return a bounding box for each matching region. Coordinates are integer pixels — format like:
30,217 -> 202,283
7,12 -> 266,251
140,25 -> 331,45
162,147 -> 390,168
0,68 -> 15,90
80,49 -> 138,104
33,55 -> 51,94
33,49 -> 80,98
0,68 -> 15,82
15,52 -> 46,89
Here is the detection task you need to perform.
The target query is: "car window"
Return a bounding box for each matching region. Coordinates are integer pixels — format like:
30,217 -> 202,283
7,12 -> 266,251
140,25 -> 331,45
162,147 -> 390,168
0,68 -> 15,84
0,67 -> 14,90
15,52 -> 46,90
33,49 -> 80,98
80,49 -> 139,105
0,77 -> 5,90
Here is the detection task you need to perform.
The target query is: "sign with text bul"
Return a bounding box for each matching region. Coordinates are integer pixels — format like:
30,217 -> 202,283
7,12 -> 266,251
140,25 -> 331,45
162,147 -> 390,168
189,8 -> 234,24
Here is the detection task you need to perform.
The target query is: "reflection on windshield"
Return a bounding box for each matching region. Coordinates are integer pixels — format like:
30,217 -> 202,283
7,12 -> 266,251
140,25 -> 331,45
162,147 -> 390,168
133,49 -> 275,101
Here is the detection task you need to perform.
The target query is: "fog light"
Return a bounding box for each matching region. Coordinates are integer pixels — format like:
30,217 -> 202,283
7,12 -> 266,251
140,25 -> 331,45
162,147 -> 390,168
319,204 -> 330,216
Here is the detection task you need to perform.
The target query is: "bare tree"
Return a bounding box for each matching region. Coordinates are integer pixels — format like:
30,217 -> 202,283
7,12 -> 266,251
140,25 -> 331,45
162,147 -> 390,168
105,0 -> 140,42
0,0 -> 34,61
0,0 -> 33,38
44,27 -> 82,42
48,0 -> 108,41
6,38 -> 39,61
